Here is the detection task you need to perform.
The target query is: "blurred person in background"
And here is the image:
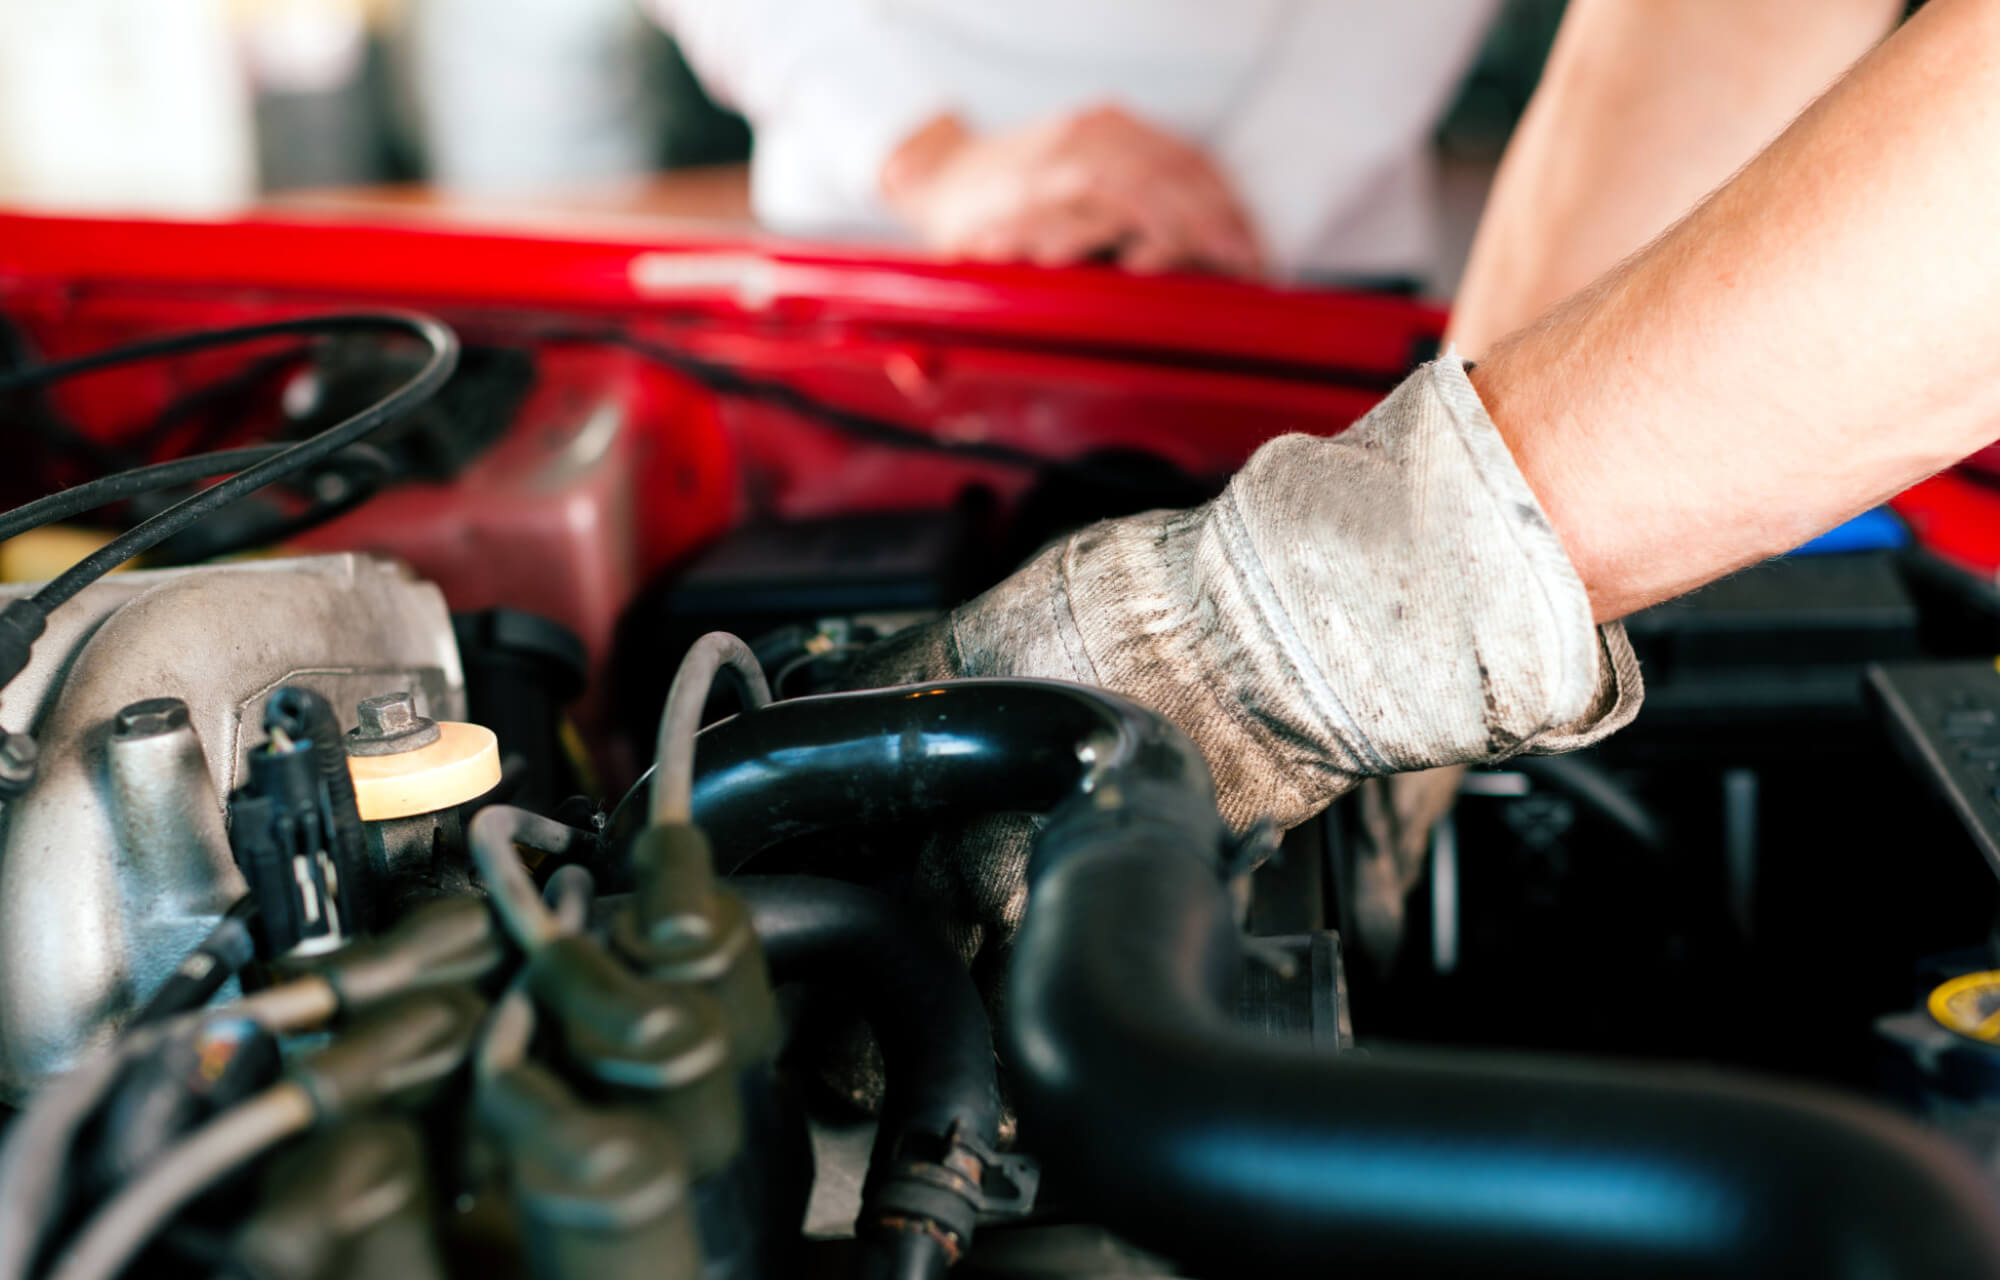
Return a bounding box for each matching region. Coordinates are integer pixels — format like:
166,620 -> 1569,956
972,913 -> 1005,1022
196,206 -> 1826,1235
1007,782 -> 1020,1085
0,0 -> 256,212
0,0 -> 409,212
395,0 -> 670,195
649,0 -> 1502,288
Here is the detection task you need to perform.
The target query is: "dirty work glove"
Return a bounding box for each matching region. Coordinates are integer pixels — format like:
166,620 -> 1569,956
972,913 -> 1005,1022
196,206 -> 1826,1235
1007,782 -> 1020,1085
843,351 -> 1643,1020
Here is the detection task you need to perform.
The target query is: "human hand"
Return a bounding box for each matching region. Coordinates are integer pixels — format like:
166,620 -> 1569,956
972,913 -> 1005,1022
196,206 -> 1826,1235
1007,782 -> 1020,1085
846,355 -> 1639,982
880,106 -> 1264,276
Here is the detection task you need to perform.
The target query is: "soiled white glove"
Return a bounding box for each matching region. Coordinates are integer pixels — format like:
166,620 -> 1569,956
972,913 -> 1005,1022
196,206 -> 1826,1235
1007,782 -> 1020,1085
862,351 -> 1642,829
826,352 -> 1644,1118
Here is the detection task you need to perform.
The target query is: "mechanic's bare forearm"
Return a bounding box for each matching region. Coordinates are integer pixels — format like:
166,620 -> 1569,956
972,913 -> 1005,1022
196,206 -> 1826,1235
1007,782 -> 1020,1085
1450,0 -> 1899,353
1472,0 -> 2000,623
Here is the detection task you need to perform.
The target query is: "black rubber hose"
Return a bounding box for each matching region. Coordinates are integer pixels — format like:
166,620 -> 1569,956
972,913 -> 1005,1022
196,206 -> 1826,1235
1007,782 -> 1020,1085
735,876 -> 998,1280
683,679 -> 2000,1280
1010,791 -> 2000,1279
861,1229 -> 948,1280
690,678 -> 1210,871
735,874 -> 1000,1151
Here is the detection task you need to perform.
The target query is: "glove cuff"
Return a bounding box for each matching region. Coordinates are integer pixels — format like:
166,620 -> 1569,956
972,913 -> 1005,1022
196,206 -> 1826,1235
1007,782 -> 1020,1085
946,351 -> 1643,829
1418,350 -> 1643,757
1203,350 -> 1641,785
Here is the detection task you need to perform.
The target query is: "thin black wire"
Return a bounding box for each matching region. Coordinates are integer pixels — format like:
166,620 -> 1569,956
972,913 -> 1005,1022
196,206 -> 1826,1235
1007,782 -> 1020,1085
142,445 -> 395,568
0,316 -> 418,397
0,314 -> 132,472
0,313 -> 458,613
123,344 -> 314,461
0,440 -> 394,565
540,329 -> 1075,474
0,445 -> 284,543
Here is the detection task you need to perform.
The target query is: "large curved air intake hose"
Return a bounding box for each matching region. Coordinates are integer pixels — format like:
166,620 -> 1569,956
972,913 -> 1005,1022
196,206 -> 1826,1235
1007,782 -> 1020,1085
731,875 -> 1001,1171
691,680 -> 2000,1279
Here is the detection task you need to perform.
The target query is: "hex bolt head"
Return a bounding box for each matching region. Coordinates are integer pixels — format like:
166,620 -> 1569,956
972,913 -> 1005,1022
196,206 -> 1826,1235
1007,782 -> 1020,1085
356,692 -> 418,738
347,690 -> 441,757
113,697 -> 192,741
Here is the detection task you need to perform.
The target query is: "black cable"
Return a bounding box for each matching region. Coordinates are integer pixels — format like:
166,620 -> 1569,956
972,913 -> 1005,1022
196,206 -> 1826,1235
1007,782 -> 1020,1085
0,442 -> 390,550
0,312 -> 457,695
541,330 -> 1081,475
0,313 -> 456,613
0,445 -> 285,543
0,316 -> 425,399
0,314 -> 131,473
123,344 -> 313,462
0,332 -> 372,560
771,642 -> 866,699
144,444 -> 394,568
130,901 -> 258,1026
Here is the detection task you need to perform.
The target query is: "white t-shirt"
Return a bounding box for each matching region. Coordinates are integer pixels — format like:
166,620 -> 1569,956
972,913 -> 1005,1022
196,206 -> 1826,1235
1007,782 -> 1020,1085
651,0 -> 1501,282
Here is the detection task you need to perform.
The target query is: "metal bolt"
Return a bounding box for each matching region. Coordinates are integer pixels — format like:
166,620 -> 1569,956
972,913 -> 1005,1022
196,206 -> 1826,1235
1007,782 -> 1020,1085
0,731 -> 37,798
356,692 -> 418,738
347,691 -> 441,757
113,697 -> 191,740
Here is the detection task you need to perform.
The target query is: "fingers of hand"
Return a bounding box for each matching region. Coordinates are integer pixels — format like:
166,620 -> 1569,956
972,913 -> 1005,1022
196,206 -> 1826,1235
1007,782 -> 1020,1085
960,200 -> 1129,266
1122,132 -> 1265,276
924,106 -> 1265,276
1040,115 -> 1264,276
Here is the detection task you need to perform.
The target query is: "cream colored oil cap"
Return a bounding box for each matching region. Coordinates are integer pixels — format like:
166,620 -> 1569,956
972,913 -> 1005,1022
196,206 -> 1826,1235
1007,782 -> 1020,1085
347,720 -> 502,821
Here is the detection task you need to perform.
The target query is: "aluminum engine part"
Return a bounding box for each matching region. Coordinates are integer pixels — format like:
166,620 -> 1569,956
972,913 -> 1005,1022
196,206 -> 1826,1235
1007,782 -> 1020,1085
0,554 -> 464,1096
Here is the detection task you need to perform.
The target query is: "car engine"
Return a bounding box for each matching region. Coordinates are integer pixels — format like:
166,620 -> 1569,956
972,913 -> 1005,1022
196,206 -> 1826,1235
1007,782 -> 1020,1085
6,215 -> 2000,1279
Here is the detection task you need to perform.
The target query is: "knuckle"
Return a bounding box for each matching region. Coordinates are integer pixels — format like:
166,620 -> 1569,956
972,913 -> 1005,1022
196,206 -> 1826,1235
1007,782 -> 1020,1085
1031,163 -> 1088,203
1076,102 -> 1129,134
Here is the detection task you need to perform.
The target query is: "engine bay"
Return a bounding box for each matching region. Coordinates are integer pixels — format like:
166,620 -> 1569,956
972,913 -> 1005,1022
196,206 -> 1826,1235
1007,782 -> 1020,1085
6,212 -> 2000,1278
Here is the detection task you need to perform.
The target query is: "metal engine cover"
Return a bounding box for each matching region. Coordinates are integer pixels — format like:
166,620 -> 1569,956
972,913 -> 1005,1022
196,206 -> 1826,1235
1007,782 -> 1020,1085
0,554 -> 463,1095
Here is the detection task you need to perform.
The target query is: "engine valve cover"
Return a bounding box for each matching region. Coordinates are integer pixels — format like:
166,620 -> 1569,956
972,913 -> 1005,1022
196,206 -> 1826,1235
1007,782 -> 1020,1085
0,554 -> 463,1095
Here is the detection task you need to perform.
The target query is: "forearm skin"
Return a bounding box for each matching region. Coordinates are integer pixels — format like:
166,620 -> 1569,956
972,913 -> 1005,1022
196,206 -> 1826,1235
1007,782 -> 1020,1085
1451,0 -> 1900,354
1472,0 -> 2000,621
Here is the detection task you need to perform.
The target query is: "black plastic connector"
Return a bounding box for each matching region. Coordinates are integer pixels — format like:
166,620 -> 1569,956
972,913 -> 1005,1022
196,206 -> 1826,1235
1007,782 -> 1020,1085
230,687 -> 374,957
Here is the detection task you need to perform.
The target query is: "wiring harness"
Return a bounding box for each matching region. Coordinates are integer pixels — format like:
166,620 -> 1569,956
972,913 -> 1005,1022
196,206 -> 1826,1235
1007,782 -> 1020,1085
0,312 -> 459,701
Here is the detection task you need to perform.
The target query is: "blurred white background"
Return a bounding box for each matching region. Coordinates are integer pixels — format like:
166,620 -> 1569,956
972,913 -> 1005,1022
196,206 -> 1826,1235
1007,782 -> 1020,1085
0,0 -> 1556,300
